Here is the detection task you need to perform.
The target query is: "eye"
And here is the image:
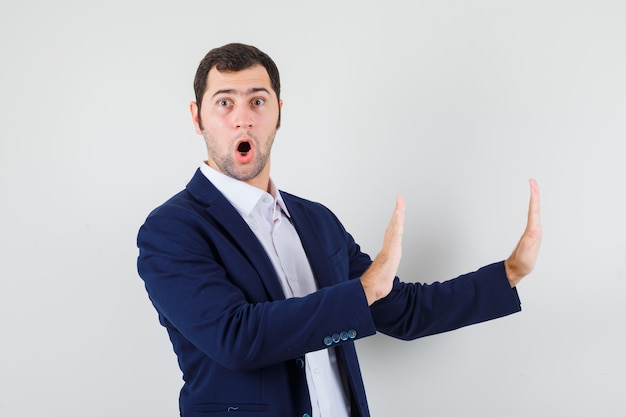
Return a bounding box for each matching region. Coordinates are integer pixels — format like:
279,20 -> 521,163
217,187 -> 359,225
218,99 -> 232,107
251,98 -> 265,106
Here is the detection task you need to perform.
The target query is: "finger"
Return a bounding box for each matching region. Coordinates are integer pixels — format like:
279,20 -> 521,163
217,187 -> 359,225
384,195 -> 405,247
391,195 -> 405,238
395,195 -> 405,226
385,196 -> 405,239
527,178 -> 541,231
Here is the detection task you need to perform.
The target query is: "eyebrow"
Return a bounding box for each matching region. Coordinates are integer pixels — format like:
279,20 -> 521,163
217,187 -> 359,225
211,87 -> 271,99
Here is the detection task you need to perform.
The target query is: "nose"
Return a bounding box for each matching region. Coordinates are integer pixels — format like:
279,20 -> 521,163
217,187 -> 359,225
233,105 -> 254,129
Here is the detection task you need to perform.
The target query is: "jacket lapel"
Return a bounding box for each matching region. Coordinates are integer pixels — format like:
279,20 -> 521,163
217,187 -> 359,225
282,194 -> 338,289
186,169 -> 285,301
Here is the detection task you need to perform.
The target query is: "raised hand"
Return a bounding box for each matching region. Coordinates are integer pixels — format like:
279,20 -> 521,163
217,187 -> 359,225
504,179 -> 542,287
360,195 -> 405,305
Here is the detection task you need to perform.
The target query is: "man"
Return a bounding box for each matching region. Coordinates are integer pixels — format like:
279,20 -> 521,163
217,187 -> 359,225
137,43 -> 541,417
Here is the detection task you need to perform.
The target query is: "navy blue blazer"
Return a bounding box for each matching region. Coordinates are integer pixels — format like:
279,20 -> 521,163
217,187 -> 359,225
137,169 -> 521,417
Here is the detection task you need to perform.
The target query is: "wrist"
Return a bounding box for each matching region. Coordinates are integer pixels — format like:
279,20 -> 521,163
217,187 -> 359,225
360,279 -> 381,306
504,259 -> 522,288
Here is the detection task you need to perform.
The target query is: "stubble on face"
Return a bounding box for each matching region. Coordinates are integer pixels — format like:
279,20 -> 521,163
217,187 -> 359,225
202,129 -> 276,182
194,65 -> 282,189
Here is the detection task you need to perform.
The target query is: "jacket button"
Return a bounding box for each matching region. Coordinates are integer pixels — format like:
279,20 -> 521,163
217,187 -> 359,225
332,333 -> 341,343
323,336 -> 333,346
303,414 -> 311,417
340,331 -> 348,341
296,357 -> 305,369
348,329 -> 357,339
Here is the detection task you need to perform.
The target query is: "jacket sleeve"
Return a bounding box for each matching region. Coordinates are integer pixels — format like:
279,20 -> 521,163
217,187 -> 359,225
137,202 -> 377,372
369,261 -> 522,340
289,198 -> 522,343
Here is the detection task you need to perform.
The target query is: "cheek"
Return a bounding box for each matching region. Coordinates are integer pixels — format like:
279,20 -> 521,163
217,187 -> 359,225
260,108 -> 281,128
203,114 -> 231,132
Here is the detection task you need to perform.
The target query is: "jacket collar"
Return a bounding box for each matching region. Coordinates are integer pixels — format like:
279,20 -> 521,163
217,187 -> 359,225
185,169 -> 286,301
186,169 -> 342,295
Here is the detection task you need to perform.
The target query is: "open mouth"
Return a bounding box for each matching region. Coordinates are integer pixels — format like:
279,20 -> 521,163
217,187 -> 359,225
237,141 -> 251,156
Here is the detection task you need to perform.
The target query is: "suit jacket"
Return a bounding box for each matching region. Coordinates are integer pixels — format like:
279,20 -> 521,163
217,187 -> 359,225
137,169 -> 522,417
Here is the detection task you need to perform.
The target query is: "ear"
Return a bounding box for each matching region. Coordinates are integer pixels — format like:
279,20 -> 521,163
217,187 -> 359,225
277,99 -> 284,130
190,102 -> 203,134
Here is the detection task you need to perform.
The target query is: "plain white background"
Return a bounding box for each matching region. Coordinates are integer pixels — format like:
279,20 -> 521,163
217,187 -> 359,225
1,1 -> 625,416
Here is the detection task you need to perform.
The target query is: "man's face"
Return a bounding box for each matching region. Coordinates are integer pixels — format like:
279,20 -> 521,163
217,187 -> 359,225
191,65 -> 282,190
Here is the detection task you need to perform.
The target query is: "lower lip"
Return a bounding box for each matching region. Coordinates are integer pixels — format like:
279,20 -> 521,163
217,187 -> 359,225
235,149 -> 254,164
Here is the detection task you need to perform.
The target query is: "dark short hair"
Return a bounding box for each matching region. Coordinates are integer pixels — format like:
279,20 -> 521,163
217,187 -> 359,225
193,43 -> 281,118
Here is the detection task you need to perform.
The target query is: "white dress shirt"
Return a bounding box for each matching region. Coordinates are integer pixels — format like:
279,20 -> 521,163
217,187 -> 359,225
200,163 -> 350,417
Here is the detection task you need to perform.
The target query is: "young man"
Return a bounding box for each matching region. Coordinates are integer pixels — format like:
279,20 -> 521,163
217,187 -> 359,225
137,43 -> 541,417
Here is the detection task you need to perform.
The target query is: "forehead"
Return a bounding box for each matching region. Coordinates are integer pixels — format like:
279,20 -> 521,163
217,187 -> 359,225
205,64 -> 274,97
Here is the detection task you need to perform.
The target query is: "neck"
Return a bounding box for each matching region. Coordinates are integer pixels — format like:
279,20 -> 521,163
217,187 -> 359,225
244,175 -> 271,192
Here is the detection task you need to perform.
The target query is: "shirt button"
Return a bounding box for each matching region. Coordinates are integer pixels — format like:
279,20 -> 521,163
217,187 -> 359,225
314,368 -> 319,374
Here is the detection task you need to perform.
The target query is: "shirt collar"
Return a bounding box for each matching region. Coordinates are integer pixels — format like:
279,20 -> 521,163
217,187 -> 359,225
199,162 -> 291,218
